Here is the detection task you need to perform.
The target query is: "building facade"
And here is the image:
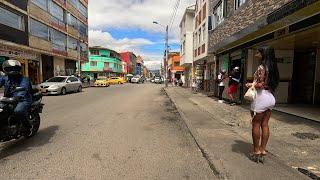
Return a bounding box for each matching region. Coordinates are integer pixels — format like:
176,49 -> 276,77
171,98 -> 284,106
0,0 -> 89,84
168,52 -> 184,82
135,56 -> 144,75
81,47 -> 123,80
120,52 -> 137,74
208,0 -> 320,105
180,5 -> 195,87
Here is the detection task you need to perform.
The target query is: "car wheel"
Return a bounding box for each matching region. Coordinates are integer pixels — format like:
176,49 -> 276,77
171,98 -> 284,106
61,87 -> 67,95
78,86 -> 82,92
118,81 -> 121,84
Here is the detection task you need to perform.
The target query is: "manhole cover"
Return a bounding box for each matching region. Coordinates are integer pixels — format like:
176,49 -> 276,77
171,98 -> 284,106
292,132 -> 320,140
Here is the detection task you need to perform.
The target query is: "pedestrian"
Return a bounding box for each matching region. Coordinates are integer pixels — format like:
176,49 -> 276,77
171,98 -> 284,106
227,66 -> 241,105
246,46 -> 279,163
191,79 -> 197,93
217,69 -> 227,103
178,78 -> 183,86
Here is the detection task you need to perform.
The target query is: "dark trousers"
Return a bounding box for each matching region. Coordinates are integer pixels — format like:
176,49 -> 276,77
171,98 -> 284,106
14,101 -> 31,129
218,86 -> 225,100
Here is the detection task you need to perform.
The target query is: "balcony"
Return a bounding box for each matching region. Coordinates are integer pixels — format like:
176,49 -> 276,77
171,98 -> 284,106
29,35 -> 53,52
29,3 -> 51,24
67,49 -> 79,59
53,0 -> 67,9
51,16 -> 66,32
66,2 -> 79,18
67,25 -> 80,38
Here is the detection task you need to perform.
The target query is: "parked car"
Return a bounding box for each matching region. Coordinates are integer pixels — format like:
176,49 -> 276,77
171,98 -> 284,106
107,77 -> 126,85
40,76 -> 82,95
154,77 -> 162,84
131,75 -> 143,83
94,77 -> 110,87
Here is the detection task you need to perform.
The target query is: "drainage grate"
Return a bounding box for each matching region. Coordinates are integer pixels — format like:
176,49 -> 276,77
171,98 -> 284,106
292,132 -> 320,140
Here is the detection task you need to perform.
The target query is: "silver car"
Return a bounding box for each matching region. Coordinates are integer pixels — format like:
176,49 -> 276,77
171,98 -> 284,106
40,76 -> 82,95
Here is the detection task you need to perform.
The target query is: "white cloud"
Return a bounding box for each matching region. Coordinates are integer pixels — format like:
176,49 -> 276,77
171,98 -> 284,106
89,30 -> 153,52
89,0 -> 195,40
88,0 -> 195,69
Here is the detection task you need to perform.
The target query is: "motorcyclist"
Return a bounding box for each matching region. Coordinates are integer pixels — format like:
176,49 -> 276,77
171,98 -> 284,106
0,60 -> 33,135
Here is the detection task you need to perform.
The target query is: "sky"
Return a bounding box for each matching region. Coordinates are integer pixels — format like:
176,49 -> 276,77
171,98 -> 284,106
88,0 -> 195,70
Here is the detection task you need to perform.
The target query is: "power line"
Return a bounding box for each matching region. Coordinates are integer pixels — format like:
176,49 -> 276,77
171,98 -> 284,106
168,0 -> 180,31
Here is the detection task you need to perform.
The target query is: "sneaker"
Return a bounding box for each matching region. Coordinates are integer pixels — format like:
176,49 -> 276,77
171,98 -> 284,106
218,100 -> 224,103
230,102 -> 237,106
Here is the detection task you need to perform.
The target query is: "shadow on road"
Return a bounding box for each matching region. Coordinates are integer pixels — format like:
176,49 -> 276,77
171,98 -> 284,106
0,125 -> 59,160
231,140 -> 252,158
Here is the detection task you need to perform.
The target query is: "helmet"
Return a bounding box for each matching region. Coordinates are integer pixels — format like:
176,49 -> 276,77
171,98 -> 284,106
221,69 -> 226,73
2,60 -> 22,76
234,67 -> 240,71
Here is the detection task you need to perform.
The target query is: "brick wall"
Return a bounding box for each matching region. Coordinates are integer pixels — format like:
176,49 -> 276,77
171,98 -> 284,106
209,0 -> 292,49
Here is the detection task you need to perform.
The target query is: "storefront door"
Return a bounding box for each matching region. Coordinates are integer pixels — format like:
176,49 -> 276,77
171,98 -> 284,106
292,50 -> 316,104
42,55 -> 54,81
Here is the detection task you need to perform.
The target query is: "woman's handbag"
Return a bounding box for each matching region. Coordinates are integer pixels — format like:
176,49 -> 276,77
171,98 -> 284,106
244,86 -> 257,101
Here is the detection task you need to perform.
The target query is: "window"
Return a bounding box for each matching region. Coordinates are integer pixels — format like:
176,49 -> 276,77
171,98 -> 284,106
90,50 -> 99,55
202,3 -> 206,20
79,21 -> 87,37
198,29 -> 201,44
213,1 -> 225,29
30,19 -> 49,40
202,24 -> 205,41
79,2 -> 87,18
234,0 -> 246,10
194,32 -> 197,46
68,0 -> 78,8
80,42 -> 88,57
50,29 -> 66,51
0,6 -> 24,31
69,77 -> 78,82
90,61 -> 97,66
67,13 -> 78,29
50,1 -> 64,22
68,36 -> 78,50
31,0 -> 48,10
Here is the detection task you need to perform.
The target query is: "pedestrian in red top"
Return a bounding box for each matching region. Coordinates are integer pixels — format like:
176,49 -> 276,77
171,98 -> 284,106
246,46 -> 279,163
227,67 -> 241,105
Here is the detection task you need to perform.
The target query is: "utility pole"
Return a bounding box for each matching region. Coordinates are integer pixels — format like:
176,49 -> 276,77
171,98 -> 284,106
165,25 -> 169,88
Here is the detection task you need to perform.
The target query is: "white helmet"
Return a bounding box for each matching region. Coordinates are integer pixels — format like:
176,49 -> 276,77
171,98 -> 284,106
2,59 -> 22,76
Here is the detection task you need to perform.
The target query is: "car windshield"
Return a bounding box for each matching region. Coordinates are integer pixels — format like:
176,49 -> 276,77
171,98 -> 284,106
134,75 -> 140,78
155,77 -> 160,79
97,77 -> 107,80
47,77 -> 66,82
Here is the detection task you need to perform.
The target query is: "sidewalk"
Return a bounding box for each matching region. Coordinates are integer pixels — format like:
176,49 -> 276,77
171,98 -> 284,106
165,87 -> 319,179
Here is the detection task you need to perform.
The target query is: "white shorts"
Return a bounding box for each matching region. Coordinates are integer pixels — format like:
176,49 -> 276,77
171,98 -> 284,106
251,90 -> 276,113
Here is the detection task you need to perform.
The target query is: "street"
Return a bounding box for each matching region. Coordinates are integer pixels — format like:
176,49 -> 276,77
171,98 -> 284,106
0,84 -> 215,180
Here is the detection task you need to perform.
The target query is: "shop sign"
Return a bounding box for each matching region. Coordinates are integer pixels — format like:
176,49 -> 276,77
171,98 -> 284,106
274,27 -> 289,38
0,45 -> 38,60
267,0 -> 318,24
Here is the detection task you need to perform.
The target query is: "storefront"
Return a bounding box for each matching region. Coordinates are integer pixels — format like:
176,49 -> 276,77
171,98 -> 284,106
0,45 -> 41,84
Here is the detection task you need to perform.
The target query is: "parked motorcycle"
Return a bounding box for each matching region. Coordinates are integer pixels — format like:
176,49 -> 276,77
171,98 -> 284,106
0,87 -> 44,142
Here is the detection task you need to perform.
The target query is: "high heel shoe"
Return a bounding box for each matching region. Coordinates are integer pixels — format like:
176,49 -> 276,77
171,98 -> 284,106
249,153 -> 260,163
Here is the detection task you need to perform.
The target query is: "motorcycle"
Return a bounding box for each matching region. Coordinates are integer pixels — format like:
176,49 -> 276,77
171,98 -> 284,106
0,87 -> 44,142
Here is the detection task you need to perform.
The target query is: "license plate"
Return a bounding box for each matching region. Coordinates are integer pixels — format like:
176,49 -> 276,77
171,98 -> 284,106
41,89 -> 47,93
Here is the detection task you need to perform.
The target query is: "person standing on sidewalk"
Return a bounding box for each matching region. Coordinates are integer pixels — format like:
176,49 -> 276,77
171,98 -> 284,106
227,67 -> 241,105
217,69 -> 227,103
246,46 -> 279,163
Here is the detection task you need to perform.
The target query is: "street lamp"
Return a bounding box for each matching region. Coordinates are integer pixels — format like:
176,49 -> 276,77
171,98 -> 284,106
153,21 -> 169,87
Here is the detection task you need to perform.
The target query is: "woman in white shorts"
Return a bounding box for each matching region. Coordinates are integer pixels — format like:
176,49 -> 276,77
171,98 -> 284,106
246,46 -> 279,163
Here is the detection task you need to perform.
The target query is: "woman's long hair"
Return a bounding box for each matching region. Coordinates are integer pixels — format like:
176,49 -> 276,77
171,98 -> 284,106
258,46 -> 279,92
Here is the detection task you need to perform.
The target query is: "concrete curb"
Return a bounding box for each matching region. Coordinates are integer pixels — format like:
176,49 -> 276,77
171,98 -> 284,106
163,88 -> 229,179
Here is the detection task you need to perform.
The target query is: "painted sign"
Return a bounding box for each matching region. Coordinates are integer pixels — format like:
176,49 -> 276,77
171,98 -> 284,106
0,45 -> 38,60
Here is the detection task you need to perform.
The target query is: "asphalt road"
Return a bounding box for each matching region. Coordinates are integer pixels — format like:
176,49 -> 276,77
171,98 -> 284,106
0,83 -> 215,180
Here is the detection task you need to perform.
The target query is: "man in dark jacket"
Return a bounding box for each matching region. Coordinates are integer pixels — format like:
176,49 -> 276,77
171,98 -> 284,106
0,60 -> 33,135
